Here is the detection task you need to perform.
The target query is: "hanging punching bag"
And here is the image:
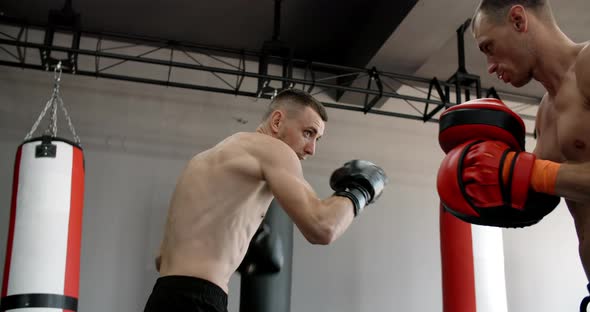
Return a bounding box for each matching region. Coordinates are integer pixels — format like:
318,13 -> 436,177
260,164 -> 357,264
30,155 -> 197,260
440,204 -> 508,312
239,199 -> 293,312
1,136 -> 84,311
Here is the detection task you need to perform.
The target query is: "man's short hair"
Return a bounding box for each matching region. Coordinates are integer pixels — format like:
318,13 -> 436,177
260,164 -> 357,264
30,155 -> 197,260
472,0 -> 552,27
262,88 -> 328,122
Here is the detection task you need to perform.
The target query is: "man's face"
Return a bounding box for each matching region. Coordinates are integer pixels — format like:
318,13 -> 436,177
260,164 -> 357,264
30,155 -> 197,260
276,106 -> 325,160
473,11 -> 534,87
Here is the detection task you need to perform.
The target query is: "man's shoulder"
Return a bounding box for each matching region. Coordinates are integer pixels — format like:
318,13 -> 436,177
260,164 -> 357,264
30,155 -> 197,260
575,43 -> 590,70
577,42 -> 590,58
574,43 -> 590,74
231,132 -> 286,148
574,43 -> 590,101
231,132 -> 297,161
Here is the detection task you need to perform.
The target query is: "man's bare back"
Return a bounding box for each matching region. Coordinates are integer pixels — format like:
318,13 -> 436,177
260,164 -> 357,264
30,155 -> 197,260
158,132 -> 280,292
534,45 -> 590,279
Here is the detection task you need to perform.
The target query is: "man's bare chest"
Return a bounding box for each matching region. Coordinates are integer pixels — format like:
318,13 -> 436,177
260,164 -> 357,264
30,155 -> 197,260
536,79 -> 590,163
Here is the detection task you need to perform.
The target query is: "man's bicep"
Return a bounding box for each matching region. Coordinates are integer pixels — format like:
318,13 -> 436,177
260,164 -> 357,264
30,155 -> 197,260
265,167 -> 315,208
260,148 -> 319,226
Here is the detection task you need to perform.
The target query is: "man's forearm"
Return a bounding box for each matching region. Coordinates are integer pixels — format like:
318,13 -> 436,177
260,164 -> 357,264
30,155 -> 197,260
554,161 -> 590,202
299,196 -> 355,245
320,196 -> 355,241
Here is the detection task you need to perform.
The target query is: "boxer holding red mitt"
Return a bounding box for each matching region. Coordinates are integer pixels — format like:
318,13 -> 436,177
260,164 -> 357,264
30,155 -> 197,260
437,98 -> 561,228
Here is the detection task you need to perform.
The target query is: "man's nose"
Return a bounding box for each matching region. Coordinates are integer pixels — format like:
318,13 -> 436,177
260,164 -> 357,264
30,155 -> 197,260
304,141 -> 316,156
488,62 -> 498,74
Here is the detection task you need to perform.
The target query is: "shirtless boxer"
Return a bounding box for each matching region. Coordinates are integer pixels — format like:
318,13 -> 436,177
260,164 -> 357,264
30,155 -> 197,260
143,89 -> 388,312
469,0 -> 590,305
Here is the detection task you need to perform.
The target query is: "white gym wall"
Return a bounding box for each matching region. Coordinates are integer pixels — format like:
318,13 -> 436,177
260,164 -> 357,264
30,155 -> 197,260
0,62 -> 586,312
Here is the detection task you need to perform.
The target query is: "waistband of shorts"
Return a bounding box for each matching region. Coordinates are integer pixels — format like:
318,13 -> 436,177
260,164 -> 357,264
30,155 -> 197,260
155,275 -> 228,306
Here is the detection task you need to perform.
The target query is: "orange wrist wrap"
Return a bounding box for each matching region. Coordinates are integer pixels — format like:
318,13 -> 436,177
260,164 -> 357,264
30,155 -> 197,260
501,152 -> 560,195
530,159 -> 560,195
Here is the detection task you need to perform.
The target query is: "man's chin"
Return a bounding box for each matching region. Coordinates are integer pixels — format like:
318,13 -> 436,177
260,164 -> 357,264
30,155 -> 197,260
510,76 -> 533,88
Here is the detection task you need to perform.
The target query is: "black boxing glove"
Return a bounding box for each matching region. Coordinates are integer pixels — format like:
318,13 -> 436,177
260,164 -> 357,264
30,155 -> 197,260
330,160 -> 388,216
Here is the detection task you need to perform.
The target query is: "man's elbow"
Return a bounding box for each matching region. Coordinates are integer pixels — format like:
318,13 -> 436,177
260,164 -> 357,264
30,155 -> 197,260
305,225 -> 337,245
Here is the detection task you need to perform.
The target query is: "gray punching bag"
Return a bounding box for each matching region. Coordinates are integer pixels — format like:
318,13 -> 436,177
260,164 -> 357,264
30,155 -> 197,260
239,199 -> 293,312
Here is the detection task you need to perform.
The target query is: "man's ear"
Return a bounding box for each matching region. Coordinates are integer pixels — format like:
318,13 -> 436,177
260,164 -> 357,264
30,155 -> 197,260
269,110 -> 285,134
509,5 -> 528,32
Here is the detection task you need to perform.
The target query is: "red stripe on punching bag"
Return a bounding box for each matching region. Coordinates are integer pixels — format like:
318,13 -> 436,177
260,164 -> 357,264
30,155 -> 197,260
440,204 -> 476,312
64,146 -> 84,302
2,147 -> 22,298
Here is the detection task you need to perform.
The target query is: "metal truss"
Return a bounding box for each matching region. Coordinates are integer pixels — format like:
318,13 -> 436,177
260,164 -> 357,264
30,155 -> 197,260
0,16 -> 541,132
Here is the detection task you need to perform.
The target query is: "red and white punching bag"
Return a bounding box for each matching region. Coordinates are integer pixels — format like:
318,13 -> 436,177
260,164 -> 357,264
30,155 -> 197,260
2,136 -> 84,311
440,205 -> 508,312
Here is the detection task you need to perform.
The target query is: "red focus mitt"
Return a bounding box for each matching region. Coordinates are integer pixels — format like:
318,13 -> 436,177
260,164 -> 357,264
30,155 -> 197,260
438,98 -> 526,153
437,140 -> 560,228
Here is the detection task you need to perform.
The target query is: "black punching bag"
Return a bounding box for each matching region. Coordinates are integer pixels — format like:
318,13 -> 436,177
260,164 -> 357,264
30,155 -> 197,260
239,199 -> 293,312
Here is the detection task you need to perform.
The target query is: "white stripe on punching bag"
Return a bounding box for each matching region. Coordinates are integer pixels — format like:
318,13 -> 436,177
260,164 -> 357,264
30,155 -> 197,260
471,225 -> 508,312
11,141 -> 73,294
2,137 -> 84,312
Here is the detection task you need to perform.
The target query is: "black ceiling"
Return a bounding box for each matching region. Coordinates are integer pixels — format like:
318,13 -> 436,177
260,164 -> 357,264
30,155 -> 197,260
1,0 -> 419,67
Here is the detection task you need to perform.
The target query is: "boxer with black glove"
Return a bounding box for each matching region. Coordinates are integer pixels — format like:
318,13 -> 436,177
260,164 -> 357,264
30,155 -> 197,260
146,89 -> 390,312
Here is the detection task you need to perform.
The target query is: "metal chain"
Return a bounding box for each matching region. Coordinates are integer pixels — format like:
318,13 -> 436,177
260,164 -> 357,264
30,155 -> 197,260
24,96 -> 55,141
58,95 -> 80,144
24,62 -> 81,145
44,95 -> 58,137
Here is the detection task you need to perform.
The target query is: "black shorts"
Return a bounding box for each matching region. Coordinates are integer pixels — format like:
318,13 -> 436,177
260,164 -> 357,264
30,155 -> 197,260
143,275 -> 228,312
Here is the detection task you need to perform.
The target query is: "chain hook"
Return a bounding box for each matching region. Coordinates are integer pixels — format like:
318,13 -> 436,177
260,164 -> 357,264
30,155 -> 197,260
53,61 -> 62,91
